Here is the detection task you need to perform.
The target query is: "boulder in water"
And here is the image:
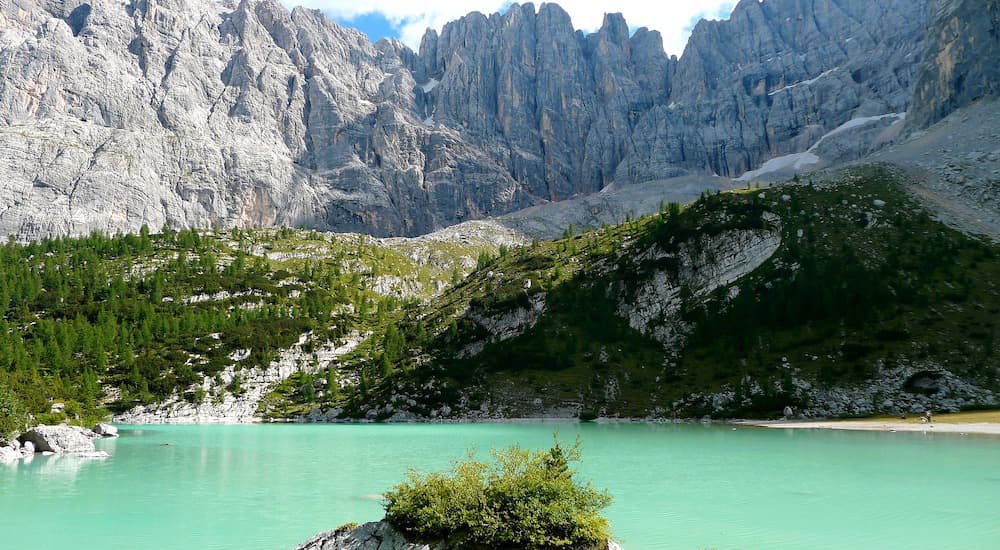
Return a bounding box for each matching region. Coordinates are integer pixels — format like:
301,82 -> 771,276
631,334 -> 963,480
71,426 -> 99,439
92,423 -> 119,438
0,446 -> 19,463
19,425 -> 97,454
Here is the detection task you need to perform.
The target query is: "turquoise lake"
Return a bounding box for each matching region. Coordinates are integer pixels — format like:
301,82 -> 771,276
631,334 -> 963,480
2,423 -> 999,549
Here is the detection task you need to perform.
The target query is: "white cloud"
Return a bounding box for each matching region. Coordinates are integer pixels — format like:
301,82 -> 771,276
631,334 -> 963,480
280,0 -> 740,57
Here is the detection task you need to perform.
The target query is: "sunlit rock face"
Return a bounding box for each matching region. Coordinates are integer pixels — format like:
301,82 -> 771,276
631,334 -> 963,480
0,0 -> 932,240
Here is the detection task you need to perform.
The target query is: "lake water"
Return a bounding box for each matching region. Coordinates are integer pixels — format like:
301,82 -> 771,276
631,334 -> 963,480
2,423 -> 999,549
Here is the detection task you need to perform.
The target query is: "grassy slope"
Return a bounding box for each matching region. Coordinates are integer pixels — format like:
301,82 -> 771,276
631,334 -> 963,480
676,168 -> 1000,415
340,166 -> 1000,419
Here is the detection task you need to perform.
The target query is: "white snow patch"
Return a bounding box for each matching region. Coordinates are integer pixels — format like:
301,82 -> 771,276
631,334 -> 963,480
808,112 -> 906,150
420,78 -> 440,93
736,152 -> 820,182
768,68 -> 839,96
737,112 -> 906,182
422,116 -> 435,126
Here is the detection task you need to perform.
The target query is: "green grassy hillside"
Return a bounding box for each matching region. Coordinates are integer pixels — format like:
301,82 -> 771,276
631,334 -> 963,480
2,166 -> 997,428
333,166 -> 1000,419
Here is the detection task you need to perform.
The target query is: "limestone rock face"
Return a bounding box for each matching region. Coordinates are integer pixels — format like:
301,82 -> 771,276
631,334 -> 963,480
19,425 -> 97,454
417,4 -> 671,199
620,0 -> 928,181
0,0 -> 531,240
0,0 -> 944,240
908,0 -> 1000,128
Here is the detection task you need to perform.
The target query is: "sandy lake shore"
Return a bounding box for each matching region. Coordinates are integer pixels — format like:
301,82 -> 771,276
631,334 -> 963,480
735,417 -> 1000,435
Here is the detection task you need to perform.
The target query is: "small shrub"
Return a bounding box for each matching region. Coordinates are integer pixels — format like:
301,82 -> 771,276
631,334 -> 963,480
0,383 -> 28,440
384,438 -> 612,549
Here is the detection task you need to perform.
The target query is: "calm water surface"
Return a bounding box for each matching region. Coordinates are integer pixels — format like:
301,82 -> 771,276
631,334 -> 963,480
1,423 -> 999,549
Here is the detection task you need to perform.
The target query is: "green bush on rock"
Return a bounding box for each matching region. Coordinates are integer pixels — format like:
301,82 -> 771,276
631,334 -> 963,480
384,439 -> 612,549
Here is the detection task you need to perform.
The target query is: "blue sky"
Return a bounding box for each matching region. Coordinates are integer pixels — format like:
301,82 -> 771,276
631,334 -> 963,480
280,1 -> 740,57
339,11 -> 398,44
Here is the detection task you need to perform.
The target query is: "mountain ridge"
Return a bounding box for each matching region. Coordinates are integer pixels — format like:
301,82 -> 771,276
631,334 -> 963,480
0,0 -> 936,240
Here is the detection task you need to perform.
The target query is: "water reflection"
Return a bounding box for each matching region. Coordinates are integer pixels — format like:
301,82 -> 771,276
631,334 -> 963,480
3,424 -> 999,550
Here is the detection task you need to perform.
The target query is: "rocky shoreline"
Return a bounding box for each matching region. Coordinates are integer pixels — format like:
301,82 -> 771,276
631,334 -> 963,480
109,361 -> 996,426
294,521 -> 622,550
0,424 -> 118,464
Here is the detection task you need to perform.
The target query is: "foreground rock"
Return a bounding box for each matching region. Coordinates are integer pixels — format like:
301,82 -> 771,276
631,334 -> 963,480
295,521 -> 621,550
0,445 -> 19,463
295,522 -> 430,550
19,425 -> 99,454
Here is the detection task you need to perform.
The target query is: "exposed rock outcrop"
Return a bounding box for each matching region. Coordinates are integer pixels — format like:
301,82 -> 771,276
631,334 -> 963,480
684,362 -> 996,419
114,332 -> 366,423
617,224 -> 782,349
295,522 -> 440,550
295,521 -> 622,550
19,425 -> 98,454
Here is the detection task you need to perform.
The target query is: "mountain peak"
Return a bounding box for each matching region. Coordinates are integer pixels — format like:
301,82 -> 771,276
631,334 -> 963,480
0,0 -> 970,241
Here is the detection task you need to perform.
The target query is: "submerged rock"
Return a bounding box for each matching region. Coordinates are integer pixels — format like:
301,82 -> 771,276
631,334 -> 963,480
19,425 -> 97,454
295,521 -> 622,550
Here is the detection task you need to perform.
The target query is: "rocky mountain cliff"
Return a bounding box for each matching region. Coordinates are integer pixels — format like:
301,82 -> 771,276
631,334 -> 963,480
0,0 -> 934,239
908,0 -> 1000,129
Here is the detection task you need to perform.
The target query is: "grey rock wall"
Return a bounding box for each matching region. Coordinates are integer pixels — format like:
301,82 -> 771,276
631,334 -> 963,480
908,0 -> 1000,129
620,0 -> 927,181
0,0 -> 940,240
0,0 -> 531,240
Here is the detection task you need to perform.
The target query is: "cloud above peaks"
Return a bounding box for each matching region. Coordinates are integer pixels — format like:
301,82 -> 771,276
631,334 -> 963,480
280,0 -> 739,57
